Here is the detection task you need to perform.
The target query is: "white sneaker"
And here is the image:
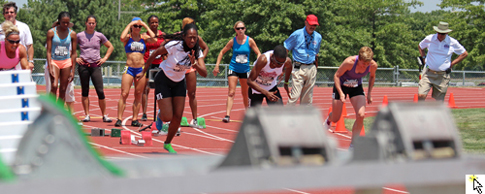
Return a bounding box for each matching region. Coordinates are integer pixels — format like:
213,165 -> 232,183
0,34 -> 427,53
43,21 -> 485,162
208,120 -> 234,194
323,117 -> 332,132
176,128 -> 181,136
189,119 -> 202,129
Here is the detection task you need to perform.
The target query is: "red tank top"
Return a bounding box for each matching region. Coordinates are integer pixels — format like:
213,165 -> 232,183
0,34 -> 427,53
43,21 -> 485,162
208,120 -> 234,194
143,30 -> 164,64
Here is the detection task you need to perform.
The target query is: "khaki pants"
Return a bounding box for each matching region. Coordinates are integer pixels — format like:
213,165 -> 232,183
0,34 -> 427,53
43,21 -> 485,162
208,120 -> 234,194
418,68 -> 450,101
287,63 -> 317,105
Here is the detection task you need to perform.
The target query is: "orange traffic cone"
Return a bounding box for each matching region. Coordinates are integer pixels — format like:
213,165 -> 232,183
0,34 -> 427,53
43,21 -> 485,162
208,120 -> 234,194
334,114 -> 348,133
413,94 -> 418,103
360,125 -> 365,136
342,102 -> 348,117
448,93 -> 457,108
382,95 -> 388,106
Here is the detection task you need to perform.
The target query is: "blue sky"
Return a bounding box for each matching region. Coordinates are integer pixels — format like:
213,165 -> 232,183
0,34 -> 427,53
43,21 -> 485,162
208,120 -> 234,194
11,0 -> 443,13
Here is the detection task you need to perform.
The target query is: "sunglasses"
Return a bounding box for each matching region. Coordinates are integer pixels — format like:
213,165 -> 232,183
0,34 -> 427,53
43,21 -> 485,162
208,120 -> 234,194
438,33 -> 447,36
133,25 -> 142,28
6,39 -> 20,44
235,27 -> 246,30
272,55 -> 286,65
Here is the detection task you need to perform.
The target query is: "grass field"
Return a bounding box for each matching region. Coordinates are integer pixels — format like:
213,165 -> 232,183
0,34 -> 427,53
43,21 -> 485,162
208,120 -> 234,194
344,108 -> 485,154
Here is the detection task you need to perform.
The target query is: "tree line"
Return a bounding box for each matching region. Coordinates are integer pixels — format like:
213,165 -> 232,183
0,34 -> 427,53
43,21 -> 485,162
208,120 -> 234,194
9,0 -> 485,71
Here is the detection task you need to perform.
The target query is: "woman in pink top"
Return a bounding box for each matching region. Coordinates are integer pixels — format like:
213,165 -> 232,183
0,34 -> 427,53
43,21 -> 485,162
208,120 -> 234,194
0,21 -> 28,70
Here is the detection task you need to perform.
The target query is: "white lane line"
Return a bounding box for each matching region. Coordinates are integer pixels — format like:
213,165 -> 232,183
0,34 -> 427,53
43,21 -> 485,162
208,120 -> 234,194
283,188 -> 311,194
192,127 -> 234,143
89,142 -> 147,158
383,187 -> 409,193
121,116 -> 222,156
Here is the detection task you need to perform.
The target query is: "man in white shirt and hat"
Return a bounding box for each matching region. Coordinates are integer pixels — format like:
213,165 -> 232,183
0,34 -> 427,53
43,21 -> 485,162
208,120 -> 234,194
417,21 -> 468,101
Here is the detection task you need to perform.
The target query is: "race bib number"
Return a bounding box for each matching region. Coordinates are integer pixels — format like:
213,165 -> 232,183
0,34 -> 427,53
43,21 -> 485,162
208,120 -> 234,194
131,41 -> 145,52
343,79 -> 358,88
235,54 -> 248,63
54,46 -> 69,57
255,71 -> 277,86
149,49 -> 161,59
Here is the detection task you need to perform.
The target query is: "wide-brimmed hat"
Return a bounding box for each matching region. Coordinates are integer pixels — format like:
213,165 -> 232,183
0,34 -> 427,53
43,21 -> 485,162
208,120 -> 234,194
306,14 -> 319,26
433,22 -> 453,33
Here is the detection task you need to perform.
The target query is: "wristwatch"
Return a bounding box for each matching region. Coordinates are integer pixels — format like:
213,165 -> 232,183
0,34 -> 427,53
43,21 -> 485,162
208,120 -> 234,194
28,60 -> 34,63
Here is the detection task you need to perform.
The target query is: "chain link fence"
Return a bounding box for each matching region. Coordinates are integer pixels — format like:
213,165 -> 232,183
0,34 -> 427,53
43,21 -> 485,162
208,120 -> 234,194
32,59 -> 485,87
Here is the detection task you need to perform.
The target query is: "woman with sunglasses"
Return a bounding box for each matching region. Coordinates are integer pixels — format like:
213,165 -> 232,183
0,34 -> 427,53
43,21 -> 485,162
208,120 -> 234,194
247,45 -> 292,107
0,21 -> 29,71
140,15 -> 166,121
46,12 -> 77,106
116,17 -> 155,127
213,21 -> 260,123
77,15 -> 114,123
137,23 -> 207,153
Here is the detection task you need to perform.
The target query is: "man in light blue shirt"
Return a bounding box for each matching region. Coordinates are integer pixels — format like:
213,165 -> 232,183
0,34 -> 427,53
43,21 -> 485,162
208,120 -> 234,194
284,14 -> 322,105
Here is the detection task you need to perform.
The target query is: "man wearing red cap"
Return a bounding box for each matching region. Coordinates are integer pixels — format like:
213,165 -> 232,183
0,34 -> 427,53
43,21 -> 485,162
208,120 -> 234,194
284,14 -> 322,105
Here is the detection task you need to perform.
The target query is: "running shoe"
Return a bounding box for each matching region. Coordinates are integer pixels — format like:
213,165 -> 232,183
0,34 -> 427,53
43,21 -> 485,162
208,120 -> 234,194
82,115 -> 90,122
189,119 -> 201,128
176,128 -> 181,136
164,143 -> 177,154
115,119 -> 122,127
141,113 -> 148,121
222,115 -> 230,123
156,116 -> 163,132
103,115 -> 112,123
323,117 -> 331,132
131,120 -> 143,127
158,121 -> 170,135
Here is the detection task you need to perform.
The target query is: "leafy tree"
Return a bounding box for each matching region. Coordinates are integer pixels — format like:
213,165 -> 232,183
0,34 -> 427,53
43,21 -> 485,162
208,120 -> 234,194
17,0 -> 139,61
440,0 -> 485,70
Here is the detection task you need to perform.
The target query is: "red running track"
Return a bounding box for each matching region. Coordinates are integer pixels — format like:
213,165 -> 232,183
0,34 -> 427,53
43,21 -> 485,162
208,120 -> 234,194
37,85 -> 485,194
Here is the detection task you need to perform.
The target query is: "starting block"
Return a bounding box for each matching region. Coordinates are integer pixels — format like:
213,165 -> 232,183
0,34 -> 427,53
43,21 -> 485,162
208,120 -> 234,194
131,135 -> 137,145
111,128 -> 121,137
180,117 -> 189,127
141,131 -> 152,146
197,117 -> 206,129
91,128 -> 105,136
120,130 -> 131,145
137,139 -> 146,146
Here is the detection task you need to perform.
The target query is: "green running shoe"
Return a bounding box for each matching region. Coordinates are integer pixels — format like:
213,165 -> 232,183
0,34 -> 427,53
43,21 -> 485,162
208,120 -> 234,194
164,143 -> 177,154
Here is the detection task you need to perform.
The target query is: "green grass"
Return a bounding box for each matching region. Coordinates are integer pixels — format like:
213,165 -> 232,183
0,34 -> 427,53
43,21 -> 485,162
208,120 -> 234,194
344,108 -> 485,154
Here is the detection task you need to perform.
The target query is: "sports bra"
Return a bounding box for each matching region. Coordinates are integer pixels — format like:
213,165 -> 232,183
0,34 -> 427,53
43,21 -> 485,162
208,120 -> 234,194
124,37 -> 146,54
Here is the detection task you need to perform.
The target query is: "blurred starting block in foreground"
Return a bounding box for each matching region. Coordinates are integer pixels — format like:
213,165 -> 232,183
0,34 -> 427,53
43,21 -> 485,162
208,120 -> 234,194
0,104 -> 485,194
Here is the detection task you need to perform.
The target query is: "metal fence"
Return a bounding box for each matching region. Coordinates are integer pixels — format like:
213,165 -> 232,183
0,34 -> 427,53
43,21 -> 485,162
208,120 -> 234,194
32,59 -> 485,87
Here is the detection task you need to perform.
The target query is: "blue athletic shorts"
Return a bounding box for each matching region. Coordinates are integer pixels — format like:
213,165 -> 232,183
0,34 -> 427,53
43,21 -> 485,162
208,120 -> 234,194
123,66 -> 143,77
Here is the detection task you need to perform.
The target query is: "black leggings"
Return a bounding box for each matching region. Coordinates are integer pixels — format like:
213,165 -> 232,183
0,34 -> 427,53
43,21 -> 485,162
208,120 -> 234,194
78,64 -> 105,99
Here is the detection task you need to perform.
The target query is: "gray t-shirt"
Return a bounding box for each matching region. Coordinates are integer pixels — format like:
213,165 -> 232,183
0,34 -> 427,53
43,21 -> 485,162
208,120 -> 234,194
77,31 -> 108,63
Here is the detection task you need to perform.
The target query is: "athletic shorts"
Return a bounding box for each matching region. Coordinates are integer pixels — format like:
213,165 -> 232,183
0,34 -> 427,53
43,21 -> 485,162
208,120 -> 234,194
44,62 -> 75,102
51,58 -> 72,69
124,66 -> 143,77
248,86 -> 283,107
154,70 -> 186,100
332,84 -> 365,100
185,66 -> 196,74
228,69 -> 249,79
145,64 -> 160,78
